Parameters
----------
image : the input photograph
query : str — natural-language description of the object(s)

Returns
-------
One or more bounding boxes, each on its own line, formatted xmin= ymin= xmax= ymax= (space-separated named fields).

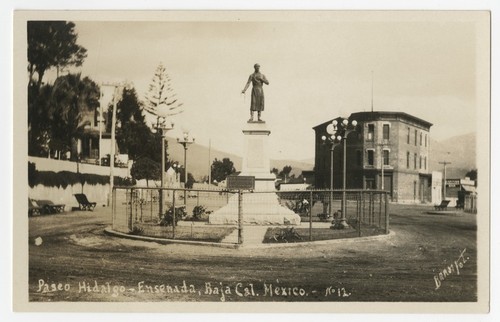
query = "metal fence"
xmin=112 ymin=186 xmax=390 ymax=245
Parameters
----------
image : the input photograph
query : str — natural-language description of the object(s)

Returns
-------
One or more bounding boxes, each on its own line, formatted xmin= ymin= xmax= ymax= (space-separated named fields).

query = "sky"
xmin=48 ymin=12 xmax=482 ymax=161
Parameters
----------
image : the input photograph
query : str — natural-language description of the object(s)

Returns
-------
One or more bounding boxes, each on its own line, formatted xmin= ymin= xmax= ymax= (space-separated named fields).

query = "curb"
xmin=104 ymin=226 xmax=394 ymax=249
xmin=103 ymin=227 xmax=239 ymax=249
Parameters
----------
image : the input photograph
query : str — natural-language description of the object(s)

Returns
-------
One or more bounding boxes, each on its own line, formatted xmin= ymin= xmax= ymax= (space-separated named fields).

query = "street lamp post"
xmin=439 ymin=159 xmax=451 ymax=201
xmin=177 ymin=132 xmax=195 ymax=204
xmin=321 ymin=123 xmax=342 ymax=221
xmin=328 ymin=118 xmax=358 ymax=229
xmin=154 ymin=117 xmax=174 ymax=216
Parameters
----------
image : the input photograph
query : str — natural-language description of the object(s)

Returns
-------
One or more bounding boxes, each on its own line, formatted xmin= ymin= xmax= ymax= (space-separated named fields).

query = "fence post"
xmin=112 ymin=187 xmax=116 ymax=230
xmin=370 ymin=192 xmax=374 ymax=226
xmin=385 ymin=192 xmax=389 ymax=234
xmin=361 ymin=191 xmax=365 ymax=223
xmin=238 ymin=190 xmax=243 ymax=245
xmin=151 ymin=189 xmax=155 ymax=222
xmin=128 ymin=188 xmax=133 ymax=232
xmin=133 ymin=189 xmax=138 ymax=223
xmin=379 ymin=192 xmax=382 ymax=228
xmin=358 ymin=191 xmax=362 ymax=237
xmin=309 ymin=190 xmax=313 ymax=241
xmin=158 ymin=189 xmax=162 ymax=219
xmin=172 ymin=189 xmax=176 ymax=239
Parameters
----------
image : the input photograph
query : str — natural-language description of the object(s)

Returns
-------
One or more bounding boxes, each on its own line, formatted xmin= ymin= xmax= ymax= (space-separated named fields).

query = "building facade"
xmin=313 ymin=111 xmax=433 ymax=203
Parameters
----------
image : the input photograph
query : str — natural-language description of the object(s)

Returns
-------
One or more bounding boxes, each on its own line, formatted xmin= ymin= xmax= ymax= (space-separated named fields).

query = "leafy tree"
xmin=116 ymin=87 xmax=145 ymax=125
xmin=271 ymin=167 xmax=279 ymax=176
xmin=465 ymin=169 xmax=477 ymax=180
xmin=130 ymin=157 xmax=161 ymax=187
xmin=176 ymin=167 xmax=195 ymax=189
xmin=28 ymin=83 xmax=54 ymax=156
xmin=278 ymin=165 xmax=293 ymax=180
xmin=211 ymin=158 xmax=236 ymax=182
xmin=27 ymin=21 xmax=88 ymax=156
xmin=186 ymin=172 xmax=195 ymax=189
xmin=28 ymin=21 xmax=87 ymax=90
xmin=144 ymin=63 xmax=184 ymax=128
xmin=114 ymin=87 xmax=164 ymax=162
xmin=465 ymin=169 xmax=477 ymax=186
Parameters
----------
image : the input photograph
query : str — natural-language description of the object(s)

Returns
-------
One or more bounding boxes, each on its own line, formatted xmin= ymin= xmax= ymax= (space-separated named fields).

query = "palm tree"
xmin=48 ymin=73 xmax=100 ymax=159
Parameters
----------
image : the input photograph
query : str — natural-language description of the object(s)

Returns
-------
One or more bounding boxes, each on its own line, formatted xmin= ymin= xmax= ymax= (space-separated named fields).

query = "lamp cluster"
xmin=154 ymin=116 xmax=174 ymax=135
xmin=321 ymin=119 xmax=358 ymax=145
xmin=321 ymin=117 xmax=358 ymax=230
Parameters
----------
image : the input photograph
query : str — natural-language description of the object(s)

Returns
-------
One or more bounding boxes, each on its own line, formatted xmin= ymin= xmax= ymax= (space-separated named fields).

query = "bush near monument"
xmin=159 ymin=206 xmax=187 ymax=227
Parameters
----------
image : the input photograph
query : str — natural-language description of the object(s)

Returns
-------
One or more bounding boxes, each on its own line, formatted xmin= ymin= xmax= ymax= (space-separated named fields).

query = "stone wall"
xmin=29 ymin=182 xmax=110 ymax=209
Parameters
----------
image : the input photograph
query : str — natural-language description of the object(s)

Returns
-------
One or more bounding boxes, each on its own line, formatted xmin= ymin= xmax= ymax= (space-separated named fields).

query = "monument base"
xmin=208 ymin=192 xmax=301 ymax=225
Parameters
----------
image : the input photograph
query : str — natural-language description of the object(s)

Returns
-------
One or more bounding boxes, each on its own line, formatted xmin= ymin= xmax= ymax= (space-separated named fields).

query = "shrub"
xmin=28 ymin=162 xmax=37 ymax=187
xmin=129 ymin=225 xmax=144 ymax=235
xmin=269 ymin=227 xmax=303 ymax=243
xmin=192 ymin=205 xmax=207 ymax=221
xmin=159 ymin=206 xmax=187 ymax=227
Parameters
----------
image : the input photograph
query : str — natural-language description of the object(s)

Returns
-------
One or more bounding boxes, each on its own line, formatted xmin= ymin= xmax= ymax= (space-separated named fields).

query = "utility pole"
xmin=439 ymin=161 xmax=452 ymax=201
xmin=98 ymin=91 xmax=104 ymax=165
xmin=371 ymin=70 xmax=374 ymax=113
xmin=208 ymin=139 xmax=211 ymax=185
xmin=101 ymin=82 xmax=123 ymax=207
xmin=380 ymin=144 xmax=385 ymax=190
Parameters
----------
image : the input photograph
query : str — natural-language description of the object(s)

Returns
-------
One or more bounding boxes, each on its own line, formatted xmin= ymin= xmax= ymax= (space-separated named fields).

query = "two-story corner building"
xmin=313 ymin=111 xmax=433 ymax=203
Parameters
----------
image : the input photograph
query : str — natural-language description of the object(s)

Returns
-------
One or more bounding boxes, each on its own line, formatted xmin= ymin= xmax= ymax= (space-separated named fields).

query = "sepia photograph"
xmin=11 ymin=8 xmax=492 ymax=315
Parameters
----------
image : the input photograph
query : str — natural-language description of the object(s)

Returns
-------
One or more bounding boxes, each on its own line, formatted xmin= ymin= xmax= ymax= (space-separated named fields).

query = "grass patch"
xmin=264 ymin=225 xmax=387 ymax=243
xmin=131 ymin=223 xmax=235 ymax=242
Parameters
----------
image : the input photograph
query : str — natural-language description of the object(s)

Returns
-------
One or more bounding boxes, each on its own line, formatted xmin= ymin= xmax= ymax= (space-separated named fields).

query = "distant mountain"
xmin=165 ymin=132 xmax=476 ymax=181
xmin=429 ymin=132 xmax=476 ymax=178
xmin=164 ymin=137 xmax=314 ymax=180
xmin=164 ymin=137 xmax=242 ymax=180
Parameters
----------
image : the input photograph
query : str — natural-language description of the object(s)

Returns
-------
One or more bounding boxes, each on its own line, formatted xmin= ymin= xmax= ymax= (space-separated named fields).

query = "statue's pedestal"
xmin=240 ymin=121 xmax=275 ymax=190
xmin=209 ymin=121 xmax=300 ymax=225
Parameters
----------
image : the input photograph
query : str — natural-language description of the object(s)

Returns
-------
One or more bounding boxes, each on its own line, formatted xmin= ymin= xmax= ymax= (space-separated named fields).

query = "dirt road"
xmin=28 ymin=204 xmax=477 ymax=302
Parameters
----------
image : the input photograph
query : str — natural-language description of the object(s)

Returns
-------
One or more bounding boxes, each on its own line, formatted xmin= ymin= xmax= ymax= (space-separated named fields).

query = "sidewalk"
xmin=221 ymin=225 xmax=269 ymax=244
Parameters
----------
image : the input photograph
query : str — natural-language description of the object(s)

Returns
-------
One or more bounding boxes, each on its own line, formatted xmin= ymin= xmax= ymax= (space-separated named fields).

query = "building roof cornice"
xmin=313 ymin=111 xmax=433 ymax=130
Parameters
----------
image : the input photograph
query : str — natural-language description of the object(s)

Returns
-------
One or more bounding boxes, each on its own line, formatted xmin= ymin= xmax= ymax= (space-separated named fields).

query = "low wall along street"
xmin=28 ymin=156 xmax=130 ymax=208
xmin=29 ymin=183 xmax=110 ymax=209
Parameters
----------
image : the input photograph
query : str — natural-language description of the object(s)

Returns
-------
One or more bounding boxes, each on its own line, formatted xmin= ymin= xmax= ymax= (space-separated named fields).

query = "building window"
xmin=419 ymin=156 xmax=422 ymax=169
xmin=414 ymin=153 xmax=417 ymax=169
xmin=367 ymin=150 xmax=374 ymax=166
xmin=383 ymin=150 xmax=389 ymax=166
xmin=407 ymin=127 xmax=410 ymax=144
xmin=425 ymin=134 xmax=428 ymax=147
xmin=425 ymin=156 xmax=427 ymax=170
xmin=414 ymin=129 xmax=418 ymax=145
xmin=356 ymin=150 xmax=362 ymax=166
xmin=94 ymin=107 xmax=99 ymax=127
xmin=420 ymin=132 xmax=423 ymax=146
xmin=406 ymin=151 xmax=410 ymax=168
xmin=367 ymin=124 xmax=375 ymax=141
xmin=383 ymin=124 xmax=390 ymax=141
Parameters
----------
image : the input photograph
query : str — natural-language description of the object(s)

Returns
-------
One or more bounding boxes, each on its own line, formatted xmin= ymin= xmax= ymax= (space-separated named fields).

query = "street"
xmin=28 ymin=204 xmax=477 ymax=302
